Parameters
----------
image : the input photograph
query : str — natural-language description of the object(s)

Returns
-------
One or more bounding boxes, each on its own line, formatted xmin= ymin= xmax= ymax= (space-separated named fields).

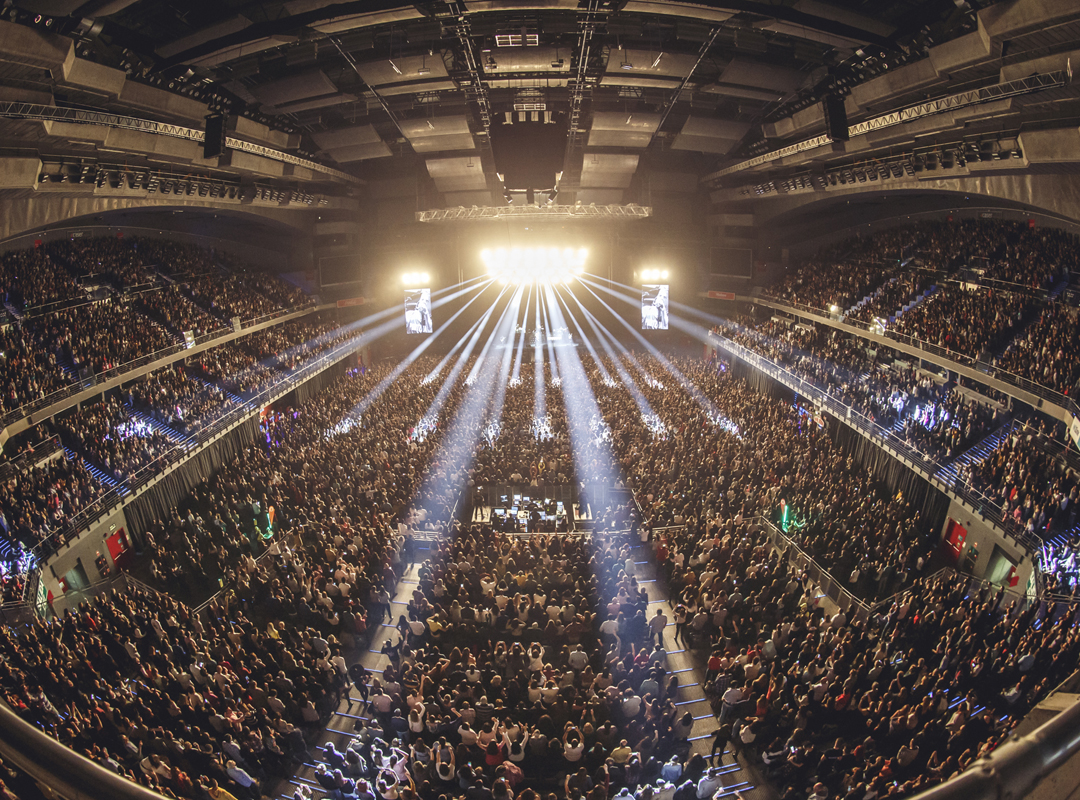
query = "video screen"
xmin=642 ymin=284 xmax=669 ymax=330
xmin=405 ymin=288 xmax=432 ymax=334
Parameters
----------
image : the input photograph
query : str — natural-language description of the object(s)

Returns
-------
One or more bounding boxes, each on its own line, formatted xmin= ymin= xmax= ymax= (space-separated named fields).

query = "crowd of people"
xmin=962 ymin=420 xmax=1079 ymax=540
xmin=50 ymin=237 xmax=157 ymax=288
xmin=0 ymin=323 xmax=74 ymax=418
xmin=0 ymin=246 xmax=83 ymax=310
xmin=711 ymin=315 xmax=1006 ymax=465
xmin=887 ymin=288 xmax=1035 ymax=362
xmin=993 ymin=302 xmax=1080 ymax=396
xmin=139 ymin=286 xmax=229 ymax=338
xmin=0 ymin=332 xmax=1076 ymax=800
xmin=192 ymin=315 xmax=357 ymax=397
xmin=846 ymin=273 xmax=930 ymax=326
xmin=56 ymin=396 xmax=178 ymax=484
xmin=183 ymin=275 xmax=299 ymax=323
xmin=127 ymin=366 xmax=241 ymax=438
xmin=0 ymin=449 xmax=104 ymax=550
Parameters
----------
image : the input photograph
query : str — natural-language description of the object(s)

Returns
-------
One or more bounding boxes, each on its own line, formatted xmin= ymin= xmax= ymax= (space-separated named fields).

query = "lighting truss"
xmin=417 ymin=203 xmax=651 ymax=222
xmin=704 ymin=69 xmax=1071 ymax=181
xmin=0 ymin=102 xmax=362 ymax=185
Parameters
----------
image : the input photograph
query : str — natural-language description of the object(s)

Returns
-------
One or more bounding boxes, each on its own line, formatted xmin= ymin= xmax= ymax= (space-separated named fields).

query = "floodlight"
xmin=481 ymin=246 xmax=589 ymax=284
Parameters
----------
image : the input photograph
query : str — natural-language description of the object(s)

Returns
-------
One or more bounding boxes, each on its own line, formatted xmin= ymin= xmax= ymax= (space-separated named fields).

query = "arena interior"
xmin=2 ymin=1 xmax=1080 ymax=800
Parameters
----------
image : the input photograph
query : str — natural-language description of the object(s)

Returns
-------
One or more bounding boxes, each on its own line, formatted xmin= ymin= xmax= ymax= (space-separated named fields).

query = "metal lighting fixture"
xmin=389 ymin=60 xmax=402 ymax=75
xmin=417 ymin=53 xmax=431 ymax=75
xmin=651 ymin=53 xmax=662 ymax=68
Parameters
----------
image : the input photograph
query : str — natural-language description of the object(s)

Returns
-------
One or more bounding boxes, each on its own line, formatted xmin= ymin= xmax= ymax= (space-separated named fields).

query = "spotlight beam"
xmin=488 ymin=286 xmax=526 ymax=429
xmin=425 ymin=288 xmax=508 ymax=420
xmin=556 ymin=287 xmax=661 ymax=428
xmin=347 ymin=282 xmax=491 ymax=418
xmin=579 ymin=279 xmax=728 ymax=422
xmin=533 ymin=286 xmax=546 ymax=418
xmin=542 ymin=283 xmax=622 ymax=490
xmin=539 ymin=286 xmax=560 ymax=380
xmin=412 ymin=286 xmax=523 ymax=531
xmin=511 ymin=287 xmax=531 ymax=382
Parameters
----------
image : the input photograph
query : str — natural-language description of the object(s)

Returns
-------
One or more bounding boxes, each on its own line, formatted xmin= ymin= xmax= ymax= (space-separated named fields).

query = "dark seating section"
xmin=0 ymin=236 xmax=314 ymax=421
xmin=888 ymin=288 xmax=1036 ymax=361
xmin=137 ymin=285 xmax=227 ymax=337
xmin=963 ymin=422 xmax=1079 ymax=541
xmin=0 ymin=453 xmax=103 ymax=550
xmin=0 ymin=247 xmax=82 ymax=310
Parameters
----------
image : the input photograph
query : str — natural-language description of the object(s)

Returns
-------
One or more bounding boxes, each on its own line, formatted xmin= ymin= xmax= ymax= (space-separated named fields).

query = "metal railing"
xmin=0 ymin=301 xmax=318 ymax=429
xmin=751 ymin=292 xmax=1080 ymax=418
xmin=709 ymin=330 xmax=1046 ymax=554
xmin=24 ymin=331 xmax=365 ymax=562
xmin=754 ymin=516 xmax=872 ymax=619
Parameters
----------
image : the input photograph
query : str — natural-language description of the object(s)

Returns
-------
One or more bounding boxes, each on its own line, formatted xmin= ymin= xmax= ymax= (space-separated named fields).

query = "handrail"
xmin=0 ymin=301 xmax=318 ymax=428
xmin=908 ymin=678 xmax=1080 ymax=800
xmin=26 ymin=331 xmax=365 ymax=561
xmin=753 ymin=516 xmax=872 ymax=617
xmin=0 ymin=698 xmax=173 ymax=800
xmin=708 ymin=330 xmax=1045 ymax=554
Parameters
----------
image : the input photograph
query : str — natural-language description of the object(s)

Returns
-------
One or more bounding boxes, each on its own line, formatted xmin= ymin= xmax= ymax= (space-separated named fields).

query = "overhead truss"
xmin=704 ymin=70 xmax=1072 ymax=182
xmin=416 ymin=204 xmax=652 ymax=222
xmin=0 ymin=103 xmax=363 ymax=184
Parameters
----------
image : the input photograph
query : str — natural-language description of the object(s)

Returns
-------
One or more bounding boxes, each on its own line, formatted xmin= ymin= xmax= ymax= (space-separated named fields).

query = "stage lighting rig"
xmin=481 ymin=246 xmax=588 ymax=284
xmin=641 ymin=269 xmax=669 ymax=281
xmin=402 ymin=272 xmax=431 ymax=286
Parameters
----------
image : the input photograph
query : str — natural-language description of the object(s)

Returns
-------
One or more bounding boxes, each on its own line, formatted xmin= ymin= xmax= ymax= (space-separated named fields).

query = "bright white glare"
xmin=411 ymin=413 xmax=439 ymax=441
xmin=603 ymin=377 xmax=619 ymax=388
xmin=644 ymin=376 xmax=665 ymax=390
xmin=550 ymin=377 xmax=562 ymax=388
xmin=508 ymin=377 xmax=522 ymax=387
xmin=590 ymin=415 xmax=612 ymax=444
xmin=532 ymin=415 xmax=554 ymax=440
xmin=483 ymin=421 xmax=501 ymax=444
xmin=708 ymin=411 xmax=742 ymax=439
xmin=327 ymin=415 xmax=360 ymax=439
xmin=641 ymin=269 xmax=670 ymax=281
xmin=480 ymin=246 xmax=588 ymax=285
xmin=402 ymin=272 xmax=432 ymax=286
xmin=642 ymin=412 xmax=668 ymax=438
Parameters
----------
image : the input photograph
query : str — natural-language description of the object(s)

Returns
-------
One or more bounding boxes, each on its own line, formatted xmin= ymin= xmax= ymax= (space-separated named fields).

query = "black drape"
xmin=124 ymin=416 xmax=261 ymax=541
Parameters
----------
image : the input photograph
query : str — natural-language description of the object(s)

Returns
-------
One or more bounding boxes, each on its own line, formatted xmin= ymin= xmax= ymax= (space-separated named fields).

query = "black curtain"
xmin=830 ymin=421 xmax=951 ymax=532
xmin=292 ymin=359 xmax=351 ymax=404
xmin=124 ymin=417 xmax=261 ymax=540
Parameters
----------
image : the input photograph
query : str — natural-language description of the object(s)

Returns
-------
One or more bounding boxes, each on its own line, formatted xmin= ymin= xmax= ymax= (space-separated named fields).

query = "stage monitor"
xmin=404 ymin=289 xmax=432 ymax=334
xmin=642 ymin=284 xmax=669 ymax=330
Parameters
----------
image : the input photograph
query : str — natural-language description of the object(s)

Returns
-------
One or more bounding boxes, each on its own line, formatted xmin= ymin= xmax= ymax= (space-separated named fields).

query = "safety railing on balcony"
xmin=751 ymin=292 xmax=1080 ymax=418
xmin=709 ymin=330 xmax=1045 ymax=554
xmin=0 ymin=301 xmax=318 ymax=429
xmin=24 ymin=331 xmax=364 ymax=562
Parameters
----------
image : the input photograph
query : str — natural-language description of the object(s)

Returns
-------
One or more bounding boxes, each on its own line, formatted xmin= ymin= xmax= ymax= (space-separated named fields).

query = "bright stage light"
xmin=480 ymin=246 xmax=588 ymax=284
xmin=402 ymin=272 xmax=431 ymax=286
xmin=641 ymin=268 xmax=670 ymax=281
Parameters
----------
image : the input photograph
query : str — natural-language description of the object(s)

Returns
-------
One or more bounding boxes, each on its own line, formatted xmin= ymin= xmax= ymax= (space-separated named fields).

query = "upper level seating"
xmin=137 ymin=285 xmax=226 ymax=337
xmin=0 ymin=453 xmax=104 ymax=550
xmin=993 ymin=302 xmax=1080 ymax=396
xmin=182 ymin=274 xmax=292 ymax=322
xmin=35 ymin=297 xmax=177 ymax=374
xmin=0 ymin=247 xmax=81 ymax=310
xmin=846 ymin=271 xmax=930 ymax=324
xmin=887 ymin=287 xmax=1035 ymax=361
xmin=57 ymin=396 xmax=175 ymax=483
xmin=126 ymin=366 xmax=240 ymax=438
xmin=49 ymin=237 xmax=156 ymax=288
xmin=0 ymin=325 xmax=72 ymax=416
xmin=963 ymin=422 xmax=1079 ymax=539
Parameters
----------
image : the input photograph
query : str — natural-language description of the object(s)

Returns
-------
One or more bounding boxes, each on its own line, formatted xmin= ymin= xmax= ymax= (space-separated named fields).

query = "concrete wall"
xmin=42 ymin=505 xmax=129 ymax=601
xmin=940 ymin=496 xmax=1034 ymax=590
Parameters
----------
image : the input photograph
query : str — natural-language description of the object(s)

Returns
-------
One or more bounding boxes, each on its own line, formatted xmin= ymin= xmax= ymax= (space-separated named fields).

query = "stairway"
xmin=63 ymin=446 xmax=127 ymax=495
xmin=845 ymin=277 xmax=896 ymax=319
xmin=889 ymin=285 xmax=938 ymax=326
xmin=934 ymin=423 xmax=1012 ymax=487
xmin=124 ymin=406 xmax=191 ymax=446
xmin=2 ymin=301 xmax=22 ymax=323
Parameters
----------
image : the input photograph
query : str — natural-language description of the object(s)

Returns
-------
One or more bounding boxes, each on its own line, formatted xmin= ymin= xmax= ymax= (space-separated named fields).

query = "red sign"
xmin=707 ymin=291 xmax=736 ymax=300
xmin=33 ymin=239 xmax=42 ymax=248
xmin=1028 ymin=218 xmax=1036 ymax=229
xmin=337 ymin=297 xmax=367 ymax=308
